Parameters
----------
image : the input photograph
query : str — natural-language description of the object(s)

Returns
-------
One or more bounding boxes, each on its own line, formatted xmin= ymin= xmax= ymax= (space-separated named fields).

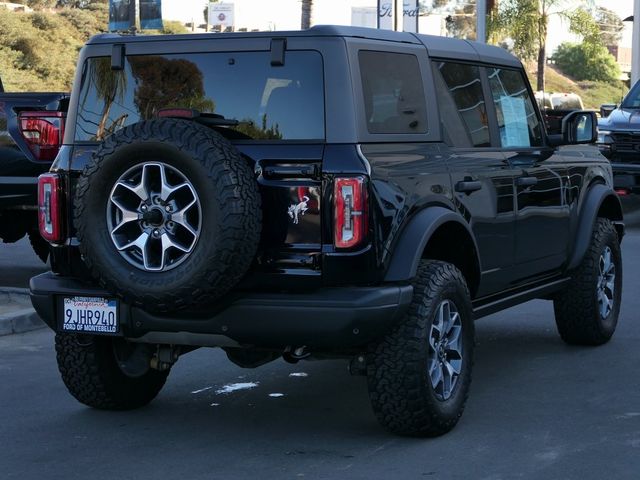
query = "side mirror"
xmin=600 ymin=104 xmax=617 ymax=118
xmin=562 ymin=110 xmax=597 ymax=144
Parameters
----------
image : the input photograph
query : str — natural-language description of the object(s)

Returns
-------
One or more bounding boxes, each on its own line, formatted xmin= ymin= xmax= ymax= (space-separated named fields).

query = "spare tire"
xmin=74 ymin=119 xmax=261 ymax=312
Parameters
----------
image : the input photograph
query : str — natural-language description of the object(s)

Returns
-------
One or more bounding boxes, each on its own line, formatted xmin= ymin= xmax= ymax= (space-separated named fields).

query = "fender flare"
xmin=567 ymin=183 xmax=623 ymax=271
xmin=384 ymin=206 xmax=481 ymax=282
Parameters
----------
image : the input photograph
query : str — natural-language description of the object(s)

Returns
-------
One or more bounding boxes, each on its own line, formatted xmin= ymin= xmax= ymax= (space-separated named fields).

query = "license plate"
xmin=62 ymin=296 xmax=119 ymax=334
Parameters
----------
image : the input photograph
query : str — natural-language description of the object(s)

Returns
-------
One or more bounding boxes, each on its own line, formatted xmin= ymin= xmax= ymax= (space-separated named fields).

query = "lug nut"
xmin=141 ymin=205 xmax=148 ymax=211
xmin=165 ymin=205 xmax=171 ymax=212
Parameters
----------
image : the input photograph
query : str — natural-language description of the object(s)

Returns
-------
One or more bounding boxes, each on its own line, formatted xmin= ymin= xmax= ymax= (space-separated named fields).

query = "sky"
xmin=162 ymin=0 xmax=637 ymax=52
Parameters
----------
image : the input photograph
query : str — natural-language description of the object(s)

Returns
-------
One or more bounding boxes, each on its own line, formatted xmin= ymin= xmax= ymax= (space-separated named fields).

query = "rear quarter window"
xmin=75 ymin=50 xmax=325 ymax=142
xmin=358 ymin=50 xmax=427 ymax=134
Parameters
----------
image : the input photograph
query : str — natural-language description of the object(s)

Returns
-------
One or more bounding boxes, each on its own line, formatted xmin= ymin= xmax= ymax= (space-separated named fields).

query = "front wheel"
xmin=55 ymin=333 xmax=169 ymax=410
xmin=554 ymin=217 xmax=622 ymax=345
xmin=367 ymin=260 xmax=475 ymax=437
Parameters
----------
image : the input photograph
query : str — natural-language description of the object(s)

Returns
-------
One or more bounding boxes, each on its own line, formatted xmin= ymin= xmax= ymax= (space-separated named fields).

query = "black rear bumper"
xmin=30 ymin=272 xmax=413 ymax=349
xmin=611 ymin=162 xmax=640 ymax=194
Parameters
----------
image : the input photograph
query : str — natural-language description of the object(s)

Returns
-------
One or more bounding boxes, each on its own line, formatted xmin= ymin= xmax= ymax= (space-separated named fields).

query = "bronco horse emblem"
xmin=287 ymin=196 xmax=309 ymax=224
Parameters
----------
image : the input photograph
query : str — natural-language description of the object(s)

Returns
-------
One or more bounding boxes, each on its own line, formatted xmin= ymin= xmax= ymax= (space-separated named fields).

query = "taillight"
xmin=334 ymin=176 xmax=368 ymax=249
xmin=38 ymin=173 xmax=64 ymax=243
xmin=18 ymin=111 xmax=65 ymax=161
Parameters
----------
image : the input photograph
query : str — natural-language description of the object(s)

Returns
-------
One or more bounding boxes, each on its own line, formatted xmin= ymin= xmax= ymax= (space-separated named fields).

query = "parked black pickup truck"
xmin=30 ymin=26 xmax=623 ymax=437
xmin=0 ymin=79 xmax=68 ymax=261
xmin=597 ymin=79 xmax=640 ymax=195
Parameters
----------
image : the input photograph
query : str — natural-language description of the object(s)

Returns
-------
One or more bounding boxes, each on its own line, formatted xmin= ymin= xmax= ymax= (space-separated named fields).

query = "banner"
xmin=377 ymin=1 xmax=394 ymax=30
xmin=402 ymin=0 xmax=418 ymax=33
xmin=109 ymin=0 xmax=134 ymax=31
xmin=209 ymin=2 xmax=235 ymax=29
xmin=140 ymin=0 xmax=163 ymax=30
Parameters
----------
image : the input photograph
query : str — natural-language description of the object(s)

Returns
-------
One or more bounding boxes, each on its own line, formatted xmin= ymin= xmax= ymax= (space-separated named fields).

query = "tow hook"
xmin=150 ymin=345 xmax=180 ymax=371
xmin=282 ymin=346 xmax=310 ymax=364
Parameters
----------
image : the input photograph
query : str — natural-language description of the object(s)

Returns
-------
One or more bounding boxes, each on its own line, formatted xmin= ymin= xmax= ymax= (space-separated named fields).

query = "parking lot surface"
xmin=1 ymin=229 xmax=639 ymax=480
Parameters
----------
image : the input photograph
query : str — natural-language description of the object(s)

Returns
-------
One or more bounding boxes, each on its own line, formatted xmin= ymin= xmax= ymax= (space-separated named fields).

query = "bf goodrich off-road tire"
xmin=554 ymin=217 xmax=622 ymax=346
xmin=28 ymin=230 xmax=49 ymax=264
xmin=74 ymin=119 xmax=261 ymax=312
xmin=367 ymin=260 xmax=475 ymax=437
xmin=55 ymin=333 xmax=169 ymax=410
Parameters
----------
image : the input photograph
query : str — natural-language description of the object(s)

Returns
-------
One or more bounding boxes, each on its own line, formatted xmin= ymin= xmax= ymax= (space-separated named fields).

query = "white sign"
xmin=500 ymin=96 xmax=530 ymax=147
xmin=209 ymin=2 xmax=234 ymax=28
xmin=377 ymin=0 xmax=419 ymax=32
xmin=402 ymin=0 xmax=419 ymax=33
xmin=378 ymin=1 xmax=394 ymax=30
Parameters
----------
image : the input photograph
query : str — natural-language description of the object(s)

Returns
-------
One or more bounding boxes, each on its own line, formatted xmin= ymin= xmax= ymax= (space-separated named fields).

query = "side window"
xmin=432 ymin=61 xmax=490 ymax=147
xmin=487 ymin=68 xmax=543 ymax=148
xmin=359 ymin=50 xmax=427 ymax=134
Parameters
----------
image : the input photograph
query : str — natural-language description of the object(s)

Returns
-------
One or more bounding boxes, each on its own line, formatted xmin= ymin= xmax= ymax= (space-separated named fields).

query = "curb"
xmin=0 ymin=287 xmax=45 ymax=336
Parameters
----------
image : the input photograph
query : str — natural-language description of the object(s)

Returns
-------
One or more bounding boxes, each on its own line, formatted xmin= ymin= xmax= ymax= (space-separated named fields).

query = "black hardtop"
xmin=85 ymin=24 xmax=522 ymax=68
xmin=86 ymin=25 xmax=422 ymax=45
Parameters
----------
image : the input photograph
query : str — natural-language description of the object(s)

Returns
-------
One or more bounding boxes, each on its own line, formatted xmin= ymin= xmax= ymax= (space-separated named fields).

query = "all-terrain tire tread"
xmin=55 ymin=333 xmax=168 ymax=410
xmin=74 ymin=119 xmax=261 ymax=312
xmin=554 ymin=217 xmax=621 ymax=346
xmin=367 ymin=260 xmax=474 ymax=437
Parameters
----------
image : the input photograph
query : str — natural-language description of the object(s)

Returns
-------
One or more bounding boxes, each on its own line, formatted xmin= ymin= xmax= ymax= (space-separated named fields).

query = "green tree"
xmin=553 ymin=42 xmax=620 ymax=83
xmin=595 ymin=6 xmax=624 ymax=47
xmin=496 ymin=0 xmax=570 ymax=92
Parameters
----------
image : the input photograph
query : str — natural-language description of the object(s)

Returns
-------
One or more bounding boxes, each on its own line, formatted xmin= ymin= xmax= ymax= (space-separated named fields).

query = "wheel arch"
xmin=384 ymin=206 xmax=481 ymax=298
xmin=567 ymin=182 xmax=623 ymax=271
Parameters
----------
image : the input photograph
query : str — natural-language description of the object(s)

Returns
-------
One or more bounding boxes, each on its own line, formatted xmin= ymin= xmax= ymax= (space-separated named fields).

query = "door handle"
xmin=455 ymin=180 xmax=482 ymax=194
xmin=516 ymin=176 xmax=538 ymax=187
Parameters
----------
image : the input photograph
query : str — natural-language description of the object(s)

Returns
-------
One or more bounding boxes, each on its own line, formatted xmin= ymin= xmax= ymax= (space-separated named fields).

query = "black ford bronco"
xmin=30 ymin=26 xmax=624 ymax=436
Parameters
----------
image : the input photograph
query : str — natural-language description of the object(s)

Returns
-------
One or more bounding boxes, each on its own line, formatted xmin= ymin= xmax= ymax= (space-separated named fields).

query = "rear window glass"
xmin=75 ymin=51 xmax=325 ymax=141
xmin=359 ymin=50 xmax=427 ymax=134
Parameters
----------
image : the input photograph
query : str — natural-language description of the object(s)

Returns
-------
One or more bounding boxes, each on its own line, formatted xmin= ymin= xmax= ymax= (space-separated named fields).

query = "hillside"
xmin=527 ymin=64 xmax=629 ymax=110
xmin=0 ymin=7 xmax=186 ymax=92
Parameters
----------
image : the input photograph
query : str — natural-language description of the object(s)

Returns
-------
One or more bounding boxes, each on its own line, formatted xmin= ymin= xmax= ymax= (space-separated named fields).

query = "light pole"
xmin=632 ymin=0 xmax=640 ymax=85
xmin=477 ymin=0 xmax=486 ymax=42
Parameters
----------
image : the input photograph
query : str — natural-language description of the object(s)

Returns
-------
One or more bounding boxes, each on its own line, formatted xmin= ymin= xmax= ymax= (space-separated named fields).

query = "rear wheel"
xmin=28 ymin=230 xmax=49 ymax=264
xmin=367 ymin=260 xmax=475 ymax=436
xmin=554 ymin=217 xmax=622 ymax=345
xmin=55 ymin=333 xmax=169 ymax=410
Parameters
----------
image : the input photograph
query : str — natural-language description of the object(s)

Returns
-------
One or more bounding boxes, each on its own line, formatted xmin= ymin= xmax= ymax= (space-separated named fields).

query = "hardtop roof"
xmin=86 ymin=24 xmax=521 ymax=68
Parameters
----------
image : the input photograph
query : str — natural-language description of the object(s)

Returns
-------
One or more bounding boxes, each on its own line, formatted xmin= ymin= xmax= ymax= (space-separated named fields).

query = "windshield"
xmin=75 ymin=50 xmax=325 ymax=141
xmin=622 ymin=80 xmax=640 ymax=108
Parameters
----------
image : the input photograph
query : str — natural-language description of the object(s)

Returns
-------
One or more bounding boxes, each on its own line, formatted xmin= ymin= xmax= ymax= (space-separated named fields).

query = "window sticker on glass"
xmin=499 ymin=96 xmax=530 ymax=147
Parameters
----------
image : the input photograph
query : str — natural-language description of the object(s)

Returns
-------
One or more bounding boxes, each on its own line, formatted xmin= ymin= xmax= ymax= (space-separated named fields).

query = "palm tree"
xmin=301 ymin=0 xmax=313 ymax=30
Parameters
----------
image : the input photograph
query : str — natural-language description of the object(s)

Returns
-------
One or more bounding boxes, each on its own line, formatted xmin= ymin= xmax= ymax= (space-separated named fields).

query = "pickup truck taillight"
xmin=334 ymin=176 xmax=368 ymax=249
xmin=38 ymin=173 xmax=64 ymax=243
xmin=18 ymin=111 xmax=65 ymax=162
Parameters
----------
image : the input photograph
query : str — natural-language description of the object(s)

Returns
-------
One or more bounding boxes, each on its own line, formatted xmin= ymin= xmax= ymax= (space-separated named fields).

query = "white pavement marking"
xmin=215 ymin=382 xmax=259 ymax=395
xmin=191 ymin=386 xmax=213 ymax=394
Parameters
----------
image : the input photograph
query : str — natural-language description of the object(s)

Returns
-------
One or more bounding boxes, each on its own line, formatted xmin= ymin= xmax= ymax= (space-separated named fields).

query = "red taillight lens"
xmin=18 ymin=111 xmax=65 ymax=162
xmin=38 ymin=173 xmax=64 ymax=243
xmin=334 ymin=176 xmax=368 ymax=249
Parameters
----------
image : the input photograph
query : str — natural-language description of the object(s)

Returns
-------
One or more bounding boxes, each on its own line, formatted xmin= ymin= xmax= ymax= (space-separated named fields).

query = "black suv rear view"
xmin=31 ymin=26 xmax=623 ymax=436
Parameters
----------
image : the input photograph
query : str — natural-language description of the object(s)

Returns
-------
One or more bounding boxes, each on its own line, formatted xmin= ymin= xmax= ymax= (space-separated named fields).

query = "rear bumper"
xmin=610 ymin=162 xmax=640 ymax=194
xmin=30 ymin=272 xmax=413 ymax=349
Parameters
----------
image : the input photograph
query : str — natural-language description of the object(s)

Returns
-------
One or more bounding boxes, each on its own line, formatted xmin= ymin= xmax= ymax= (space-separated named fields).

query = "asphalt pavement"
xmin=1 ymin=226 xmax=640 ymax=478
xmin=0 ymin=236 xmax=48 ymax=289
